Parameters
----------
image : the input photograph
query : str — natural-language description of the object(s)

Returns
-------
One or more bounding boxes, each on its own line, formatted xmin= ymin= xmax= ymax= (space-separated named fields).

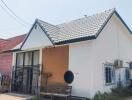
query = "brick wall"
xmin=0 ymin=53 xmax=13 ymax=76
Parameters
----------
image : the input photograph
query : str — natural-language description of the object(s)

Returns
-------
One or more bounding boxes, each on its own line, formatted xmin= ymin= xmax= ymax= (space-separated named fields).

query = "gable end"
xmin=20 ymin=19 xmax=54 ymax=49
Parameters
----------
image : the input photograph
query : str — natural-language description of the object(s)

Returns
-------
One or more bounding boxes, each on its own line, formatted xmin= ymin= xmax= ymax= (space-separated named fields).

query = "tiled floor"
xmin=0 ymin=93 xmax=33 ymax=100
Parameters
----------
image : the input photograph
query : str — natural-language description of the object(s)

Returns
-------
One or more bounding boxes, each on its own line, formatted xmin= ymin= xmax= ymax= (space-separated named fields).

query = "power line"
xmin=1 ymin=0 xmax=31 ymax=26
xmin=0 ymin=2 xmax=27 ymax=27
xmin=1 ymin=0 xmax=30 ymax=26
xmin=0 ymin=0 xmax=31 ymax=26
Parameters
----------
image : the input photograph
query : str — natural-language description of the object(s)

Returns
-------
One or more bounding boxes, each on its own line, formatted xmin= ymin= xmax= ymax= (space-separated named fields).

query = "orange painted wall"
xmin=42 ymin=45 xmax=69 ymax=85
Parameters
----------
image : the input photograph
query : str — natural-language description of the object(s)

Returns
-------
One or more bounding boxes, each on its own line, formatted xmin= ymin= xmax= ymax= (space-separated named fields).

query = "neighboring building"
xmin=11 ymin=9 xmax=132 ymax=98
xmin=0 ymin=34 xmax=26 ymax=76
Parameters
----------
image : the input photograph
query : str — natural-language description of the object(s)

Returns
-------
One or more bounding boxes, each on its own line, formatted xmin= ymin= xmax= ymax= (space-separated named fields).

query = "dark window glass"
xmin=105 ymin=67 xmax=112 ymax=84
xmin=125 ymin=69 xmax=130 ymax=81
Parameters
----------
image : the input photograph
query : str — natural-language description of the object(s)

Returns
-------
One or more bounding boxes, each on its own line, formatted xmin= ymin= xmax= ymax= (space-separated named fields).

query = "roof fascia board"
xmin=55 ymin=35 xmax=96 ymax=45
xmin=114 ymin=11 xmax=132 ymax=34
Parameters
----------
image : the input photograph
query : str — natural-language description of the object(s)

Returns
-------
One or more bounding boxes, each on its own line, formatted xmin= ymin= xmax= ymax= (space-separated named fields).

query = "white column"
xmin=38 ymin=48 xmax=43 ymax=94
xmin=10 ymin=52 xmax=16 ymax=92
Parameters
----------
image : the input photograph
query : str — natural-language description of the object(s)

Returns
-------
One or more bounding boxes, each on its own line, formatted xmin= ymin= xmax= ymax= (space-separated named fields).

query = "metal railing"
xmin=11 ymin=65 xmax=40 ymax=95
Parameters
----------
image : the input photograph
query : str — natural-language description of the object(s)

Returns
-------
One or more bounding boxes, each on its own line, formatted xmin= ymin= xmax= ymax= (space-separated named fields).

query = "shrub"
xmin=111 ymin=86 xmax=132 ymax=97
xmin=92 ymin=92 xmax=120 ymax=100
xmin=92 ymin=86 xmax=132 ymax=100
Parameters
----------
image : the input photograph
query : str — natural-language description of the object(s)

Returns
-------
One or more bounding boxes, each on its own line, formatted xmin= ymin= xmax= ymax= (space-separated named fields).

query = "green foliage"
xmin=111 ymin=86 xmax=132 ymax=97
xmin=92 ymin=86 xmax=132 ymax=100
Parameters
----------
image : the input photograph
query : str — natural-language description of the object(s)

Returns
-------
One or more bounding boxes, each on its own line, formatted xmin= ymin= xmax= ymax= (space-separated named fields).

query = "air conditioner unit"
xmin=114 ymin=60 xmax=123 ymax=68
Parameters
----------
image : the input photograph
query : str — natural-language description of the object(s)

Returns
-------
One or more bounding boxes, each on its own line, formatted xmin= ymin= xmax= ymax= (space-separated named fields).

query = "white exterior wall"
xmin=22 ymin=23 xmax=53 ymax=50
xmin=69 ymin=14 xmax=132 ymax=98
xmin=69 ymin=40 xmax=95 ymax=98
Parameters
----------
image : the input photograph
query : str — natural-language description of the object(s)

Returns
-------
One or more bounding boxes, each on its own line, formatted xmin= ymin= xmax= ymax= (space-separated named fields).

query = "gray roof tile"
xmin=38 ymin=9 xmax=115 ymax=44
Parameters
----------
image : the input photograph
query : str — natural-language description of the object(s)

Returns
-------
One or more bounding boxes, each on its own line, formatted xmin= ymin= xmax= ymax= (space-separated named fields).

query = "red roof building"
xmin=0 ymin=34 xmax=26 ymax=76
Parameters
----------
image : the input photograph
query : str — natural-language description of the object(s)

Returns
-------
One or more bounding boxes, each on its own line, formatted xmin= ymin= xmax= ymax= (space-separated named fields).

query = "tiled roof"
xmin=38 ymin=20 xmax=60 ymax=42
xmin=0 ymin=34 xmax=26 ymax=53
xmin=38 ymin=9 xmax=115 ymax=44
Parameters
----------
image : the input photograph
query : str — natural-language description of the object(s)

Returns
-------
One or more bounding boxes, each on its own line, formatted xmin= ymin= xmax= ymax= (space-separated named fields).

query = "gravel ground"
xmin=0 ymin=93 xmax=33 ymax=100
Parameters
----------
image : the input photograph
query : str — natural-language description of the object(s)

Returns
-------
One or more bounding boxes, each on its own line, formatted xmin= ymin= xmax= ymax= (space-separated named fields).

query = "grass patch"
xmin=92 ymin=86 xmax=132 ymax=100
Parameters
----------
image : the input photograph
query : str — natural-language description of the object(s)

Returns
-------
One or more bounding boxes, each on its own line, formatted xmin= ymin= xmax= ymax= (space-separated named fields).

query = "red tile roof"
xmin=0 ymin=34 xmax=26 ymax=75
xmin=0 ymin=34 xmax=26 ymax=53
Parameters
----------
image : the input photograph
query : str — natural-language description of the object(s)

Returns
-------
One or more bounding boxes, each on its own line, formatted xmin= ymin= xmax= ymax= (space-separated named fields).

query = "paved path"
xmin=125 ymin=97 xmax=132 ymax=100
xmin=0 ymin=93 xmax=33 ymax=100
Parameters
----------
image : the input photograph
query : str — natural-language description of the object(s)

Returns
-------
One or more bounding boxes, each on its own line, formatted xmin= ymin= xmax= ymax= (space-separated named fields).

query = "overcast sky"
xmin=0 ymin=0 xmax=131 ymax=39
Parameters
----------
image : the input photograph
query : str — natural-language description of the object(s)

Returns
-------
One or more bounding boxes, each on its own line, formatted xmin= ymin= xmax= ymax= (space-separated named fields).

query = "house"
xmin=0 ymin=34 xmax=26 ymax=91
xmin=10 ymin=9 xmax=132 ymax=98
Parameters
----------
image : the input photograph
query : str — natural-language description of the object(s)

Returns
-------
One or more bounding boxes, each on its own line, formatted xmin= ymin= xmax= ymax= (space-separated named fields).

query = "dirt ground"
xmin=0 ymin=93 xmax=33 ymax=100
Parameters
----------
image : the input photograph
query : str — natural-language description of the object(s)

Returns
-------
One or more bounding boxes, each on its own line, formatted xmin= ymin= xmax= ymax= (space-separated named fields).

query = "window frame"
xmin=16 ymin=50 xmax=40 ymax=68
xmin=104 ymin=63 xmax=115 ymax=86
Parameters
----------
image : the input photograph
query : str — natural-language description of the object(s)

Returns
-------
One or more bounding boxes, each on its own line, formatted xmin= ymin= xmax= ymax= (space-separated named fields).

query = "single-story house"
xmin=10 ymin=9 xmax=132 ymax=98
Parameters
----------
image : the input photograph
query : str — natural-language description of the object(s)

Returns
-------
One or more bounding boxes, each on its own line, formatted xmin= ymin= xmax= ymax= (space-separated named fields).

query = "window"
xmin=16 ymin=50 xmax=40 ymax=67
xmin=25 ymin=52 xmax=32 ymax=66
xmin=105 ymin=64 xmax=115 ymax=84
xmin=16 ymin=53 xmax=24 ymax=67
xmin=125 ymin=69 xmax=130 ymax=81
xmin=33 ymin=51 xmax=39 ymax=65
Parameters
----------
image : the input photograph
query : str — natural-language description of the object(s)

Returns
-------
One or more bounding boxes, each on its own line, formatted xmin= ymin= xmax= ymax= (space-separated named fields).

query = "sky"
xmin=0 ymin=0 xmax=131 ymax=39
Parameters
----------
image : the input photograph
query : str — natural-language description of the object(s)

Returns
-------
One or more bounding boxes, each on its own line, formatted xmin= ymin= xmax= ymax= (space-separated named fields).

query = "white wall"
xmin=69 ymin=40 xmax=95 ymax=98
xmin=22 ymin=23 xmax=53 ymax=50
xmin=69 ymin=14 xmax=132 ymax=98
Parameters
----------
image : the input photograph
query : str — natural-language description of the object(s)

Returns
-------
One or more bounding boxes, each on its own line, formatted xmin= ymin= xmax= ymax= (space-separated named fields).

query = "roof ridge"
xmin=56 ymin=8 xmax=115 ymax=26
xmin=36 ymin=8 xmax=115 ymax=30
